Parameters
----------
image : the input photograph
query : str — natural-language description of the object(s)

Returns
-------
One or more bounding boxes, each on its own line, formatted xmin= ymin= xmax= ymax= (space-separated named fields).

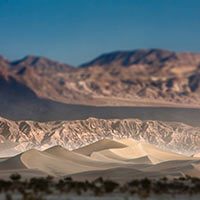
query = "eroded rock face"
xmin=0 ymin=117 xmax=200 ymax=156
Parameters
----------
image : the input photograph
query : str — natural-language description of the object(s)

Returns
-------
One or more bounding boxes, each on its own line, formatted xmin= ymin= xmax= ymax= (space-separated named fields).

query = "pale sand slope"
xmin=0 ymin=138 xmax=199 ymax=181
xmin=91 ymin=138 xmax=198 ymax=164
xmin=70 ymin=167 xmax=185 ymax=183
xmin=74 ymin=138 xmax=127 ymax=156
xmin=193 ymin=152 xmax=200 ymax=157
xmin=0 ymin=149 xmax=100 ymax=176
xmin=184 ymin=163 xmax=200 ymax=178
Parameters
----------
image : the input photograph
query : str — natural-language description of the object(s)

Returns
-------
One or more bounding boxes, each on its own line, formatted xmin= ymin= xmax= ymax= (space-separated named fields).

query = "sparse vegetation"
xmin=0 ymin=175 xmax=200 ymax=199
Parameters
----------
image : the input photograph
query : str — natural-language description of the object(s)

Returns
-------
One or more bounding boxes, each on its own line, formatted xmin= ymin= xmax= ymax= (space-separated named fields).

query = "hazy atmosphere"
xmin=1 ymin=0 xmax=200 ymax=65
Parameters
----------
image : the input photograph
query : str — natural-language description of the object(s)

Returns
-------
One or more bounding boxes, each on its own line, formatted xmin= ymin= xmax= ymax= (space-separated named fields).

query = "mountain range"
xmin=1 ymin=49 xmax=200 ymax=106
xmin=1 ymin=48 xmax=200 ymax=122
xmin=0 ymin=116 xmax=200 ymax=157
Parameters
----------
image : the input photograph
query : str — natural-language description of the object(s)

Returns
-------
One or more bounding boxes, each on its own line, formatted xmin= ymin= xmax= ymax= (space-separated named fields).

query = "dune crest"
xmin=193 ymin=152 xmax=200 ymax=157
xmin=74 ymin=138 xmax=127 ymax=156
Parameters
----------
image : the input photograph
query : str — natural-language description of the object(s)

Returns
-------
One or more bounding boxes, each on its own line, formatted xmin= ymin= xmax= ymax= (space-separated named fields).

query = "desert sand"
xmin=193 ymin=152 xmax=200 ymax=157
xmin=0 ymin=138 xmax=199 ymax=182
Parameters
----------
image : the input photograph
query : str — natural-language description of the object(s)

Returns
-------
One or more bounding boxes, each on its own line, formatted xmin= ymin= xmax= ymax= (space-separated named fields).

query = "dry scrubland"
xmin=1 ymin=174 xmax=200 ymax=199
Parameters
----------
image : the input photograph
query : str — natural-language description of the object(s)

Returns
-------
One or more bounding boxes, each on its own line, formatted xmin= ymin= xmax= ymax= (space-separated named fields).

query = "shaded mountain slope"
xmin=0 ymin=72 xmax=200 ymax=125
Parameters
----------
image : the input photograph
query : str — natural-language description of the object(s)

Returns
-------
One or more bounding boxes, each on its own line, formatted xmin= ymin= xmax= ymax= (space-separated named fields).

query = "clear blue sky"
xmin=0 ymin=0 xmax=200 ymax=66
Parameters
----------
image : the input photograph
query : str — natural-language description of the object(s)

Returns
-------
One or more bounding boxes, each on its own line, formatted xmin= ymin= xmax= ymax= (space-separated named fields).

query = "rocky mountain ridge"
xmin=1 ymin=48 xmax=200 ymax=107
xmin=0 ymin=116 xmax=200 ymax=157
xmin=80 ymin=48 xmax=200 ymax=68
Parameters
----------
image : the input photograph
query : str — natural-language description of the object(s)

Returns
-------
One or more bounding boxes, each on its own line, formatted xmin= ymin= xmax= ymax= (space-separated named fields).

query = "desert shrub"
xmin=1 ymin=175 xmax=200 ymax=198
xmin=10 ymin=173 xmax=21 ymax=181
xmin=5 ymin=193 xmax=12 ymax=200
xmin=102 ymin=180 xmax=119 ymax=193
xmin=28 ymin=177 xmax=52 ymax=194
xmin=140 ymin=178 xmax=152 ymax=189
xmin=128 ymin=180 xmax=140 ymax=187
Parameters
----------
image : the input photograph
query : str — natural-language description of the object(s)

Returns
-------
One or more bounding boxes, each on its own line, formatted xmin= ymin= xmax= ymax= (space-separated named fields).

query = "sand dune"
xmin=21 ymin=148 xmax=117 ymax=176
xmin=74 ymin=138 xmax=127 ymax=156
xmin=90 ymin=138 xmax=195 ymax=164
xmin=45 ymin=145 xmax=129 ymax=168
xmin=126 ymin=156 xmax=153 ymax=165
xmin=184 ymin=163 xmax=200 ymax=178
xmin=70 ymin=167 xmax=184 ymax=182
xmin=142 ymin=159 xmax=199 ymax=174
xmin=193 ymin=152 xmax=200 ymax=157
xmin=0 ymin=153 xmax=27 ymax=170
xmin=117 ymin=138 xmax=140 ymax=146
xmin=0 ymin=149 xmax=98 ymax=176
xmin=0 ymin=138 xmax=199 ymax=181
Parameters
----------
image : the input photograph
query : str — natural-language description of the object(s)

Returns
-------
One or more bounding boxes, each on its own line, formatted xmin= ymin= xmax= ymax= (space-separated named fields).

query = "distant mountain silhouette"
xmin=80 ymin=49 xmax=200 ymax=67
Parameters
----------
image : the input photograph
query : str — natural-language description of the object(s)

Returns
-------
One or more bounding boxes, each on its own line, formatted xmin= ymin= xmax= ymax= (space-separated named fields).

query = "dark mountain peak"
xmin=0 ymin=55 xmax=6 ymax=60
xmin=11 ymin=55 xmax=40 ymax=66
xmin=0 ymin=55 xmax=9 ymax=63
xmin=10 ymin=55 xmax=74 ymax=74
xmin=80 ymin=48 xmax=178 ymax=68
xmin=11 ymin=55 xmax=68 ymax=66
xmin=0 ymin=56 xmax=11 ymax=73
